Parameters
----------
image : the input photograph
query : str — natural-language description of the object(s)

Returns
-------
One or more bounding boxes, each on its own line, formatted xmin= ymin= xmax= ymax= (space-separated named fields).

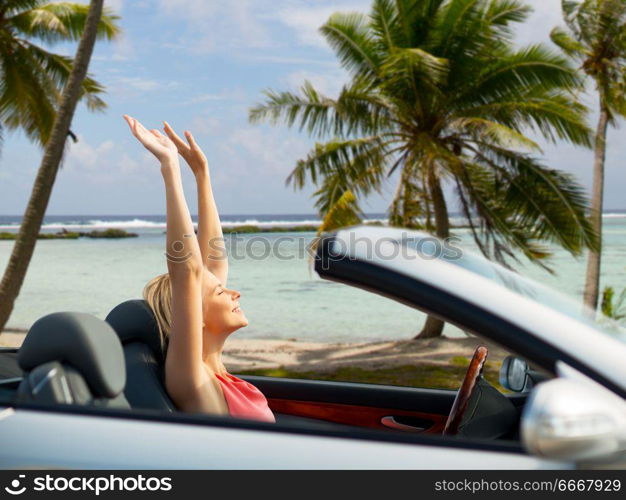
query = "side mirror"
xmin=500 ymin=356 xmax=530 ymax=392
xmin=522 ymin=378 xmax=626 ymax=462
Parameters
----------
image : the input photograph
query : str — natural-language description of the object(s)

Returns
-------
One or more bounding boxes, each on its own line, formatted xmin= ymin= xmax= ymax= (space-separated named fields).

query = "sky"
xmin=0 ymin=0 xmax=624 ymax=216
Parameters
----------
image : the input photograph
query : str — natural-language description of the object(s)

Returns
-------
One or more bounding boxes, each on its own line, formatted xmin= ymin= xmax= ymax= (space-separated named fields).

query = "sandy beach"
xmin=0 ymin=330 xmax=26 ymax=349
xmin=1 ymin=330 xmax=507 ymax=373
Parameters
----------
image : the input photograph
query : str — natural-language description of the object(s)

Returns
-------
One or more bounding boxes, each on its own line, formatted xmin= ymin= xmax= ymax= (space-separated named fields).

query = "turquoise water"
xmin=1 ymin=218 xmax=625 ymax=341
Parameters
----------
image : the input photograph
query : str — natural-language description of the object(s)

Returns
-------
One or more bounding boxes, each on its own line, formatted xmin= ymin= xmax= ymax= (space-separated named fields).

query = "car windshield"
xmin=401 ymin=234 xmax=626 ymax=344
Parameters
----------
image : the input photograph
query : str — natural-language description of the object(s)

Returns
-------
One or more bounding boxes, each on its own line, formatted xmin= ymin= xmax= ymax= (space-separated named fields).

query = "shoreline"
xmin=1 ymin=330 xmax=507 ymax=372
xmin=0 ymin=222 xmax=481 ymax=237
xmin=0 ymin=229 xmax=138 ymax=240
xmin=2 ymin=211 xmax=625 ymax=237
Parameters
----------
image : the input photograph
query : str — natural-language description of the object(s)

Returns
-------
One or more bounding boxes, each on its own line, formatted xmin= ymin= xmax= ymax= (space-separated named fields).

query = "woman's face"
xmin=201 ymin=267 xmax=248 ymax=336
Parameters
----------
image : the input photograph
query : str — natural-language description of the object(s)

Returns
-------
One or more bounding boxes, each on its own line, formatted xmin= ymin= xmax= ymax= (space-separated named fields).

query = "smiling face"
xmin=201 ymin=267 xmax=248 ymax=337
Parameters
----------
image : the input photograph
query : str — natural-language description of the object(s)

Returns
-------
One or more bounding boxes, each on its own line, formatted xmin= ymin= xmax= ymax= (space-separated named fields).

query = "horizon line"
xmin=2 ymin=208 xmax=626 ymax=217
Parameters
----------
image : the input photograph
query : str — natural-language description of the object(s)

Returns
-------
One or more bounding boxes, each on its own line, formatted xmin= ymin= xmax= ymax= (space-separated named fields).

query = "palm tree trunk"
xmin=583 ymin=95 xmax=610 ymax=311
xmin=415 ymin=171 xmax=450 ymax=339
xmin=0 ymin=0 xmax=104 ymax=333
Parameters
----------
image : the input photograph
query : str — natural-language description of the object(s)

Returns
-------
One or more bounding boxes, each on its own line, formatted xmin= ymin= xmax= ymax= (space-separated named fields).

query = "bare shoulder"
xmin=165 ymin=365 xmax=228 ymax=415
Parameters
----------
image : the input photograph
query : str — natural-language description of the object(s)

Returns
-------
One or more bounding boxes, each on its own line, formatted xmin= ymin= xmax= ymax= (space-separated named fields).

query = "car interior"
xmin=0 ymin=300 xmax=550 ymax=452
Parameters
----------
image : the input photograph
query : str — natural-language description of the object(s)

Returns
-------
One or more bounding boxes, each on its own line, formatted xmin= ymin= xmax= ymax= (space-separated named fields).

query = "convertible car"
xmin=1 ymin=226 xmax=625 ymax=469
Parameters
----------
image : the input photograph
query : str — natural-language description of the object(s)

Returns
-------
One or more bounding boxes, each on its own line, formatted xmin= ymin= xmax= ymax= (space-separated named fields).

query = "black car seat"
xmin=103 ymin=301 xmax=367 ymax=431
xmin=17 ymin=312 xmax=129 ymax=408
xmin=105 ymin=300 xmax=176 ymax=412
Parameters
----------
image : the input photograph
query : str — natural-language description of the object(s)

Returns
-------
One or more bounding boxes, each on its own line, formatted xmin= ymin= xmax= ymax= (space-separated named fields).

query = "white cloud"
xmin=119 ymin=152 xmax=154 ymax=174
xmin=183 ymin=88 xmax=246 ymax=105
xmin=189 ymin=116 xmax=222 ymax=135
xmin=154 ymin=0 xmax=372 ymax=53
xmin=118 ymin=77 xmax=159 ymax=91
xmin=66 ymin=137 xmax=115 ymax=170
xmin=64 ymin=137 xmax=155 ymax=184
xmin=105 ymin=76 xmax=181 ymax=98
xmin=83 ymin=0 xmax=131 ymax=62
xmin=274 ymin=1 xmax=562 ymax=51
xmin=514 ymin=1 xmax=565 ymax=46
xmin=110 ymin=33 xmax=134 ymax=61
xmin=284 ymin=68 xmax=347 ymax=97
xmin=104 ymin=0 xmax=124 ymax=14
xmin=225 ymin=127 xmax=309 ymax=176
xmin=187 ymin=94 xmax=225 ymax=103
xmin=242 ymin=55 xmax=337 ymax=66
xmin=276 ymin=2 xmax=369 ymax=48
xmin=156 ymin=0 xmax=274 ymax=52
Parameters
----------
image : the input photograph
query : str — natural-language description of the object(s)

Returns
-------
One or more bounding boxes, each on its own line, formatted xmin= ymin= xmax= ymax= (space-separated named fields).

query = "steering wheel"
xmin=443 ymin=345 xmax=488 ymax=436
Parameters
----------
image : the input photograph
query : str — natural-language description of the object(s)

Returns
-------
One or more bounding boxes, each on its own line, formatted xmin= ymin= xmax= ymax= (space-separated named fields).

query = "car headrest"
xmin=105 ymin=300 xmax=165 ymax=363
xmin=18 ymin=312 xmax=126 ymax=398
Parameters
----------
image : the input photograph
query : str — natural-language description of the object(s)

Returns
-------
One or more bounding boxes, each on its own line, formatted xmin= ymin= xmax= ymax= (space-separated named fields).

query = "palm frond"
xmin=485 ymin=0 xmax=532 ymax=38
xmin=249 ymin=82 xmax=338 ymax=138
xmin=320 ymin=12 xmax=381 ymax=79
xmin=454 ymin=161 xmax=554 ymax=269
xmin=504 ymin=161 xmax=597 ymax=254
xmin=8 ymin=2 xmax=120 ymax=43
xmin=436 ymin=0 xmax=494 ymax=58
xmin=394 ymin=0 xmax=438 ymax=47
xmin=23 ymin=42 xmax=106 ymax=111
xmin=550 ymin=26 xmax=588 ymax=60
xmin=249 ymin=0 xmax=600 ymax=273
xmin=287 ymin=135 xmax=390 ymax=192
xmin=389 ymin=166 xmax=430 ymax=229
xmin=4 ymin=0 xmax=42 ymax=16
xmin=469 ymin=145 xmax=598 ymax=254
xmin=381 ymin=46 xmax=450 ymax=87
xmin=447 ymin=117 xmax=541 ymax=151
xmin=334 ymin=76 xmax=395 ymax=135
xmin=79 ymin=76 xmax=107 ymax=111
xmin=0 ymin=43 xmax=57 ymax=144
xmin=461 ymin=91 xmax=592 ymax=147
xmin=461 ymin=44 xmax=582 ymax=106
xmin=370 ymin=0 xmax=400 ymax=53
xmin=0 ymin=39 xmax=107 ymax=144
xmin=317 ymin=188 xmax=363 ymax=234
xmin=250 ymin=78 xmax=396 ymax=138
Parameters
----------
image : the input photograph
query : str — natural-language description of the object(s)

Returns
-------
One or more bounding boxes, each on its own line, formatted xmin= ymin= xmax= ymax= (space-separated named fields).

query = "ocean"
xmin=1 ymin=213 xmax=625 ymax=341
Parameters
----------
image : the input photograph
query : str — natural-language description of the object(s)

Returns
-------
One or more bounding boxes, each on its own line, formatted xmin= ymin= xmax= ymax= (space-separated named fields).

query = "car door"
xmin=312 ymin=226 xmax=626 ymax=398
xmin=247 ymin=375 xmax=456 ymax=433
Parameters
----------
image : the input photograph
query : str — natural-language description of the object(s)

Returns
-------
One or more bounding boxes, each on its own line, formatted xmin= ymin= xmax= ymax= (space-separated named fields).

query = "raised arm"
xmin=163 ymin=122 xmax=228 ymax=285
xmin=124 ymin=115 xmax=224 ymax=414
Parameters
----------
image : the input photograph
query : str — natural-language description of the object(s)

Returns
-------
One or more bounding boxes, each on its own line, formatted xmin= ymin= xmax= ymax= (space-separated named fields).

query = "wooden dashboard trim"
xmin=268 ymin=398 xmax=447 ymax=434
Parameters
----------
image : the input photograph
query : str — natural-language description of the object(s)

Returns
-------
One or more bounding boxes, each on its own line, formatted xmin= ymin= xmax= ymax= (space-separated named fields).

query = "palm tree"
xmin=600 ymin=286 xmax=626 ymax=321
xmin=0 ymin=1 xmax=119 ymax=146
xmin=551 ymin=0 xmax=626 ymax=311
xmin=250 ymin=0 xmax=598 ymax=338
xmin=0 ymin=0 xmax=118 ymax=332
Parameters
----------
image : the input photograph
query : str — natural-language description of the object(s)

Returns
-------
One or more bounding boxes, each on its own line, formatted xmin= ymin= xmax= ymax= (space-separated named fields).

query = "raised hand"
xmin=163 ymin=121 xmax=208 ymax=177
xmin=124 ymin=115 xmax=178 ymax=164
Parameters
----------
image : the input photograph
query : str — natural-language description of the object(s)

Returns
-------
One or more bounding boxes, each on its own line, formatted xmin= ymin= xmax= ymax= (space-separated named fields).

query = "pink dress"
xmin=215 ymin=372 xmax=276 ymax=423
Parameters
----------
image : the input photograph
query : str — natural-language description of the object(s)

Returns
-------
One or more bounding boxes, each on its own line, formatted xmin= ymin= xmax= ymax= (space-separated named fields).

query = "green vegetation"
xmin=38 ymin=232 xmax=80 ymax=239
xmin=601 ymin=286 xmax=626 ymax=321
xmin=0 ymin=1 xmax=120 ymax=146
xmin=250 ymin=0 xmax=599 ymax=338
xmin=0 ymin=231 xmax=78 ymax=240
xmin=212 ymin=220 xmax=467 ymax=234
xmin=222 ymin=225 xmax=320 ymax=234
xmin=449 ymin=355 xmax=470 ymax=367
xmin=0 ymin=1 xmax=121 ymax=333
xmin=238 ymin=359 xmax=503 ymax=391
xmin=81 ymin=228 xmax=137 ymax=238
xmin=0 ymin=229 xmax=136 ymax=240
xmin=551 ymin=0 xmax=626 ymax=311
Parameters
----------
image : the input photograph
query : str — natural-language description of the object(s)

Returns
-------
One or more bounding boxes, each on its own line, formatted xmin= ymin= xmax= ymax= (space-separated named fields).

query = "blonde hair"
xmin=143 ymin=273 xmax=172 ymax=351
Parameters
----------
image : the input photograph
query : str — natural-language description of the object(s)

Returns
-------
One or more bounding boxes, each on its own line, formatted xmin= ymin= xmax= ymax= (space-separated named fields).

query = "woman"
xmin=123 ymin=115 xmax=275 ymax=423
